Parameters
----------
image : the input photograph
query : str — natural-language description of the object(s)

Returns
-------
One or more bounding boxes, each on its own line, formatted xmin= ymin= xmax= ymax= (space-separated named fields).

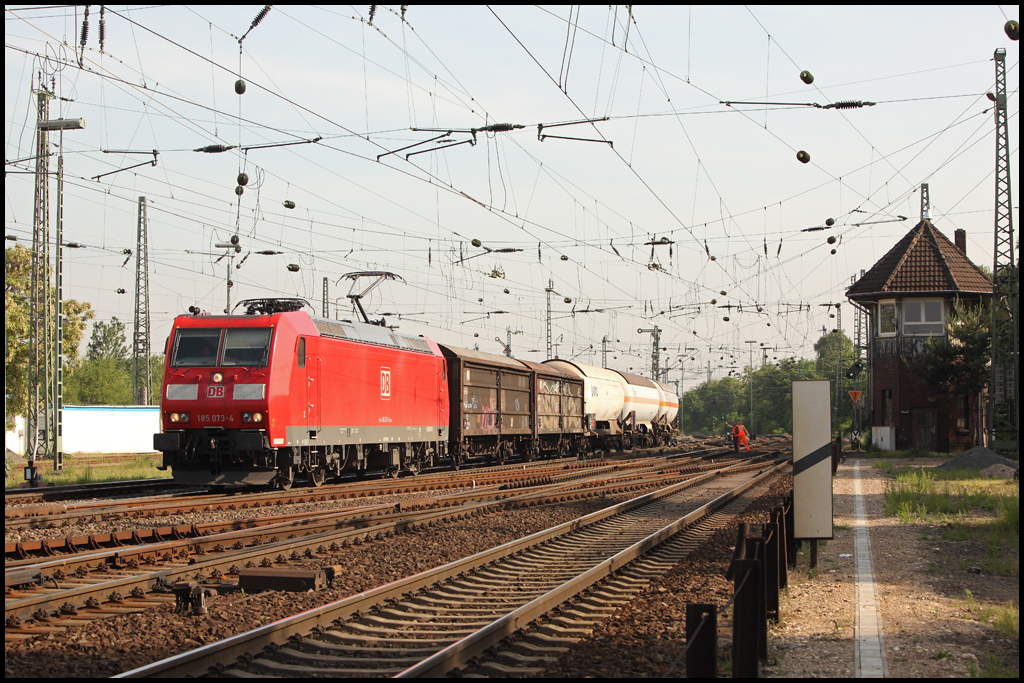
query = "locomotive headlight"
xmin=252 ymin=412 xmax=263 ymax=423
xmin=170 ymin=412 xmax=180 ymax=423
xmin=211 ymin=372 xmax=224 ymax=383
xmin=242 ymin=412 xmax=252 ymax=423
xmin=179 ymin=412 xmax=190 ymax=423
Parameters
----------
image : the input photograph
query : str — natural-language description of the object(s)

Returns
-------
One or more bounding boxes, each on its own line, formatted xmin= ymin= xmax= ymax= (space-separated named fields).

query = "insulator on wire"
xmin=283 ymin=200 xmax=296 ymax=209
xmin=368 ymin=5 xmax=377 ymax=25
xmin=237 ymin=172 xmax=249 ymax=186
xmin=235 ymin=79 xmax=247 ymax=95
xmin=251 ymin=5 xmax=271 ymax=30
xmin=800 ymin=70 xmax=814 ymax=85
xmin=80 ymin=7 xmax=90 ymax=50
xmin=796 ymin=150 xmax=811 ymax=164
xmin=826 ymin=217 xmax=835 ymax=226
xmin=824 ymin=100 xmax=874 ymax=110
xmin=287 ymin=264 xmax=300 ymax=272
xmin=116 ymin=288 xmax=126 ymax=294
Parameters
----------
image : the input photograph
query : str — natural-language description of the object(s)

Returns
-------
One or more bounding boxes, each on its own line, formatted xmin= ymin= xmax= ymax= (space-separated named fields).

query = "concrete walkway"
xmin=853 ymin=460 xmax=888 ymax=678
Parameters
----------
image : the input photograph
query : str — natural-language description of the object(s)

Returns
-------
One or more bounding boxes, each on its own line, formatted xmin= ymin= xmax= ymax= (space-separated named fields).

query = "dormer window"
xmin=902 ymin=299 xmax=944 ymax=335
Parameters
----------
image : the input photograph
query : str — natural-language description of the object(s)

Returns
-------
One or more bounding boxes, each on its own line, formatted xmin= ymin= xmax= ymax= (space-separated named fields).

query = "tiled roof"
xmin=846 ymin=220 xmax=993 ymax=301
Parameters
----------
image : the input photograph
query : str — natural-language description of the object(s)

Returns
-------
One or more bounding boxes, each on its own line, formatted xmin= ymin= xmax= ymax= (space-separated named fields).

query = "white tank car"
xmin=654 ymin=379 xmax=679 ymax=424
xmin=611 ymin=370 xmax=661 ymax=429
xmin=544 ymin=360 xmax=625 ymax=430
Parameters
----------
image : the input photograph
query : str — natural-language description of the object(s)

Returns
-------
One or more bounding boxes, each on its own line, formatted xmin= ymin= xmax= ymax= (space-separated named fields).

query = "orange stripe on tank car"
xmin=622 ymin=396 xmax=661 ymax=405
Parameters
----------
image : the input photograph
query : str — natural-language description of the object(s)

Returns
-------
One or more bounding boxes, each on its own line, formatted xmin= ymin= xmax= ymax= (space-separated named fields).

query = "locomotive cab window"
xmin=171 ymin=328 xmax=222 ymax=367
xmin=221 ymin=327 xmax=272 ymax=367
xmin=297 ymin=338 xmax=306 ymax=368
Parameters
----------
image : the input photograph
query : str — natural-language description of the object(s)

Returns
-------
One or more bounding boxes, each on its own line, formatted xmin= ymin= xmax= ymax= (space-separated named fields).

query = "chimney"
xmin=954 ymin=229 xmax=967 ymax=255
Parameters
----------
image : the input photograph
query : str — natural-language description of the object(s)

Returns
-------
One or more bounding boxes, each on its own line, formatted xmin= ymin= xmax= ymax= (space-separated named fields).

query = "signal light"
xmin=845 ymin=360 xmax=866 ymax=379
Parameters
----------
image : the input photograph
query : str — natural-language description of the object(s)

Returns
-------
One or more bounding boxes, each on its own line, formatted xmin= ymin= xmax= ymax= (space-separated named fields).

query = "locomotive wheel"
xmin=385 ymin=466 xmax=400 ymax=479
xmin=308 ymin=467 xmax=325 ymax=487
xmin=276 ymin=467 xmax=295 ymax=491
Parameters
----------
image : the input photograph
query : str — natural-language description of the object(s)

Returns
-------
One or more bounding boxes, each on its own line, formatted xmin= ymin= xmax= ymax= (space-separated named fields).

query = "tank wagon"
xmin=154 ymin=299 xmax=677 ymax=487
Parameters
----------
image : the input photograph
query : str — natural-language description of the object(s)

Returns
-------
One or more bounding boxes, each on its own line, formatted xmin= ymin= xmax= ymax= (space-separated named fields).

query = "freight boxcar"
xmin=544 ymin=359 xmax=627 ymax=451
xmin=517 ymin=359 xmax=586 ymax=459
xmin=438 ymin=344 xmax=532 ymax=467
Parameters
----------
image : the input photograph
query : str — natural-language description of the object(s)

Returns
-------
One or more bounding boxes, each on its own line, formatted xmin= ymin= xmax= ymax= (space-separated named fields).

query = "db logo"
xmin=380 ymin=367 xmax=391 ymax=400
xmin=207 ymin=385 xmax=225 ymax=399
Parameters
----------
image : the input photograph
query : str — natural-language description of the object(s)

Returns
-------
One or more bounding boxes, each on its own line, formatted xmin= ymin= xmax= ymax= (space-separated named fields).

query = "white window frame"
xmin=901 ymin=298 xmax=945 ymax=336
xmin=878 ymin=300 xmax=897 ymax=337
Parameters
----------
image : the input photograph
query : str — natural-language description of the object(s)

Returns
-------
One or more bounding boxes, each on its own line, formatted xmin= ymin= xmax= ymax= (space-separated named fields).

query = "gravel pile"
xmin=936 ymin=446 xmax=1018 ymax=472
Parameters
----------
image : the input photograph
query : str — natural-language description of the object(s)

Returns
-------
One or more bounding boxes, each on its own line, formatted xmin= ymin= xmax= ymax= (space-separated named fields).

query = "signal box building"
xmin=846 ymin=219 xmax=992 ymax=452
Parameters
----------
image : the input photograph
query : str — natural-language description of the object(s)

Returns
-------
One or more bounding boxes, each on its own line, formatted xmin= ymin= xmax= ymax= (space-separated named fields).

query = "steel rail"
xmin=5 ymin=456 xmax=756 ymax=622
xmin=115 ymin=454 xmax=784 ymax=678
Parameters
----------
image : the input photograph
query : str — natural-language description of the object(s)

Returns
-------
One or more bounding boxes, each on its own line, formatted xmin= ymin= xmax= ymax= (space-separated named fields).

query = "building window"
xmin=902 ymin=299 xmax=944 ymax=336
xmin=956 ymin=394 xmax=969 ymax=432
xmin=879 ymin=301 xmax=897 ymax=336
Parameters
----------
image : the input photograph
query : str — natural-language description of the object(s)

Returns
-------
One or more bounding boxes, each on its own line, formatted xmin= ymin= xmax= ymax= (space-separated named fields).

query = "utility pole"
xmin=27 ymin=79 xmax=53 ymax=480
xmin=132 ymin=197 xmax=151 ymax=405
xmin=216 ymin=235 xmax=241 ymax=313
xmin=322 ymin=277 xmax=329 ymax=318
xmin=26 ymin=77 xmax=86 ymax=480
xmin=707 ymin=360 xmax=712 ymax=385
xmin=835 ymin=304 xmax=842 ymax=438
xmin=745 ymin=340 xmax=757 ymax=433
xmin=545 ymin=279 xmax=554 ymax=359
xmin=989 ymin=47 xmax=1018 ymax=452
xmin=637 ymin=326 xmax=662 ymax=378
xmin=602 ymin=335 xmax=610 ymax=367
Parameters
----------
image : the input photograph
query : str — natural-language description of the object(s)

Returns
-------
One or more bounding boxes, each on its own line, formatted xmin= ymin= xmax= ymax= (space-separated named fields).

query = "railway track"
xmin=5 ymin=451 xmax=756 ymax=627
xmin=115 ymin=455 xmax=788 ymax=678
xmin=4 ymin=446 xmax=730 ymax=535
xmin=4 ymin=478 xmax=180 ymax=505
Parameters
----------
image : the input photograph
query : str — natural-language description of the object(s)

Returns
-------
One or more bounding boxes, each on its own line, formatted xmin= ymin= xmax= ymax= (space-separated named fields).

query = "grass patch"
xmin=5 ymin=453 xmax=166 ymax=489
xmin=885 ymin=470 xmax=1019 ymax=576
xmin=873 ymin=460 xmax=896 ymax=472
xmin=870 ymin=448 xmax=948 ymax=460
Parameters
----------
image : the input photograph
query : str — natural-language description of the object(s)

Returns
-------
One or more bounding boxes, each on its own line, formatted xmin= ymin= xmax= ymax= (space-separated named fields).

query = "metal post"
xmin=989 ymin=47 xmax=1018 ymax=452
xmin=764 ymin=521 xmax=780 ymax=624
xmin=785 ymin=496 xmax=797 ymax=568
xmin=810 ymin=539 xmax=818 ymax=570
xmin=132 ymin=197 xmax=151 ymax=406
xmin=53 ymin=154 xmax=64 ymax=470
xmin=745 ymin=340 xmax=756 ymax=433
xmin=745 ymin=536 xmax=767 ymax=661
xmin=28 ymin=81 xmax=52 ymax=481
xmin=773 ymin=507 xmax=788 ymax=590
xmin=686 ymin=603 xmax=718 ymax=678
xmin=322 ymin=276 xmax=329 ymax=318
xmin=732 ymin=559 xmax=760 ymax=678
xmin=601 ymin=335 xmax=609 ymax=367
xmin=545 ymin=279 xmax=554 ymax=359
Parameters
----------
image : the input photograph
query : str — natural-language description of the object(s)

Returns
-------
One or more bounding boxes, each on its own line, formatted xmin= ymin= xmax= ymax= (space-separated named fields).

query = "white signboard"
xmin=792 ymin=380 xmax=833 ymax=539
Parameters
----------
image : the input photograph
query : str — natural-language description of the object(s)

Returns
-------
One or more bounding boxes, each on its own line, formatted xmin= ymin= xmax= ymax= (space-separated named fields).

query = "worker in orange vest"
xmin=732 ymin=420 xmax=751 ymax=453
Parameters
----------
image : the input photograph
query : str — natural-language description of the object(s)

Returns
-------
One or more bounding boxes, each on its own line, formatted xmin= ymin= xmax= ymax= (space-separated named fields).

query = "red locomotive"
xmin=155 ymin=297 xmax=679 ymax=487
xmin=155 ymin=299 xmax=448 ymax=488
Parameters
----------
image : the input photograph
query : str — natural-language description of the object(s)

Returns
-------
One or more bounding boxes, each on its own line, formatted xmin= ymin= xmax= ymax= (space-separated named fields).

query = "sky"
xmin=5 ymin=5 xmax=1019 ymax=388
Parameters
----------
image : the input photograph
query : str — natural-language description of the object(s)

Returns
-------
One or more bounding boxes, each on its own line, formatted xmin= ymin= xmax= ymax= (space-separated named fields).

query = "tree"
xmin=909 ymin=298 xmax=991 ymax=444
xmin=86 ymin=317 xmax=129 ymax=362
xmin=5 ymin=244 xmax=93 ymax=430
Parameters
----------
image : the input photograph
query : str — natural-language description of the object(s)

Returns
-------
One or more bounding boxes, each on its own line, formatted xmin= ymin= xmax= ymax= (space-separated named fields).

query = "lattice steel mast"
xmin=989 ymin=48 xmax=1018 ymax=451
xmin=132 ymin=197 xmax=151 ymax=405
xmin=28 ymin=78 xmax=53 ymax=471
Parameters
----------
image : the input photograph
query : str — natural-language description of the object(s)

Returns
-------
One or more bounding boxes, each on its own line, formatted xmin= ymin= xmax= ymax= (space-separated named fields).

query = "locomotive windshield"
xmin=221 ymin=328 xmax=272 ymax=367
xmin=170 ymin=327 xmax=272 ymax=367
xmin=171 ymin=328 xmax=222 ymax=367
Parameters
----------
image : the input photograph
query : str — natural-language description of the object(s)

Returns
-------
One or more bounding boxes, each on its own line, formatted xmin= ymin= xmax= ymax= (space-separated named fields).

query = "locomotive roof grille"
xmin=311 ymin=316 xmax=432 ymax=354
